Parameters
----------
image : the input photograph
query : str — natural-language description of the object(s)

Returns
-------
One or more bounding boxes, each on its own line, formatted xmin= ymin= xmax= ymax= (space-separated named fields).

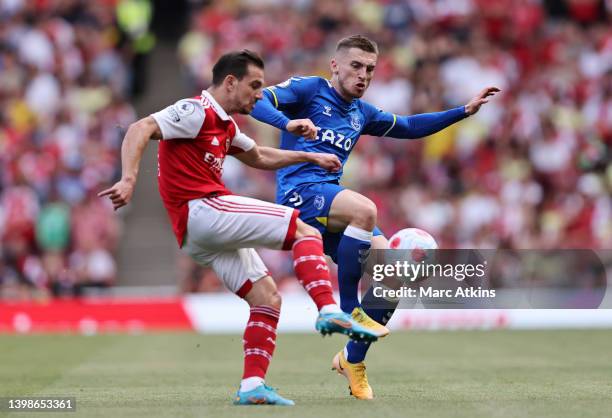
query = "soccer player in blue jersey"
xmin=250 ymin=35 xmax=499 ymax=399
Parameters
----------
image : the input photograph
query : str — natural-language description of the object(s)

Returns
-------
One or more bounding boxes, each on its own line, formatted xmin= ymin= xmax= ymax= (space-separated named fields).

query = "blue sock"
xmin=345 ymin=286 xmax=398 ymax=363
xmin=337 ymin=225 xmax=372 ymax=313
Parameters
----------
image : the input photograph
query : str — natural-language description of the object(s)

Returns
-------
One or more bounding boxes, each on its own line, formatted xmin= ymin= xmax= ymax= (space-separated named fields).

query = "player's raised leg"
xmin=291 ymin=221 xmax=336 ymax=311
xmin=328 ymin=190 xmax=375 ymax=313
xmin=190 ymin=195 xmax=379 ymax=342
xmin=327 ymin=190 xmax=389 ymax=338
xmin=291 ymin=219 xmax=379 ymax=342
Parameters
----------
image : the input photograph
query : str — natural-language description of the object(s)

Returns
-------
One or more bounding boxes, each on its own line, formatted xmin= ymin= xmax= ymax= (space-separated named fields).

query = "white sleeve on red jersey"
xmin=151 ymin=99 xmax=204 ymax=140
xmin=228 ymin=121 xmax=256 ymax=154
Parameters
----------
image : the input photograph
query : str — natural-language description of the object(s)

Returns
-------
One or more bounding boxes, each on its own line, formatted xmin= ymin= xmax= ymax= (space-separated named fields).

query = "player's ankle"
xmin=319 ymin=304 xmax=342 ymax=314
xmin=240 ymin=376 xmax=265 ymax=392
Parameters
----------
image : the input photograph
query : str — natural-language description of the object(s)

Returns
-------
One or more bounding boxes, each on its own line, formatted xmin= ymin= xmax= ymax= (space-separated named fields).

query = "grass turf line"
xmin=0 ymin=330 xmax=611 ymax=418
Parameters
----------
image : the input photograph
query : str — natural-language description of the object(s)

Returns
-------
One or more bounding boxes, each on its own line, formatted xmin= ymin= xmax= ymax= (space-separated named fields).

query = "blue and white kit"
xmin=251 ymin=76 xmax=467 ymax=259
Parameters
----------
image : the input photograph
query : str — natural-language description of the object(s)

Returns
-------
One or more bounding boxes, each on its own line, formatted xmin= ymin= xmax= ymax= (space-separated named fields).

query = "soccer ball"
xmin=388 ymin=228 xmax=438 ymax=263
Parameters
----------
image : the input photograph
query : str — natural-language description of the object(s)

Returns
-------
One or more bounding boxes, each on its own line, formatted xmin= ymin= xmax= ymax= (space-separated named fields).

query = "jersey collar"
xmin=326 ymin=79 xmax=355 ymax=111
xmin=201 ymin=90 xmax=231 ymax=121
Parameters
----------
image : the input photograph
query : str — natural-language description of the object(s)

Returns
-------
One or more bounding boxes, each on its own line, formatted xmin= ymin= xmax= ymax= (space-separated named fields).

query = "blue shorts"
xmin=278 ymin=182 xmax=384 ymax=262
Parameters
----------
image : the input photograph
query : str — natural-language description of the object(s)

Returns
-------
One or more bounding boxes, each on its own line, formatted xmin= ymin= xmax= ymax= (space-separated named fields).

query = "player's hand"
xmin=286 ymin=119 xmax=318 ymax=140
xmin=310 ymin=153 xmax=342 ymax=172
xmin=464 ymin=86 xmax=501 ymax=115
xmin=98 ymin=178 xmax=135 ymax=210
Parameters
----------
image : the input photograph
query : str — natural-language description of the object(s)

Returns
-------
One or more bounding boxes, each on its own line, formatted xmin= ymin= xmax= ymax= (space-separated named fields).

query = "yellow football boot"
xmin=351 ymin=307 xmax=390 ymax=338
xmin=332 ymin=350 xmax=373 ymax=400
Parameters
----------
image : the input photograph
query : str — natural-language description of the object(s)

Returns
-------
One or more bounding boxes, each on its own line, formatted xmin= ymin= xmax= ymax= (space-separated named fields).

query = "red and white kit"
xmin=151 ymin=91 xmax=298 ymax=295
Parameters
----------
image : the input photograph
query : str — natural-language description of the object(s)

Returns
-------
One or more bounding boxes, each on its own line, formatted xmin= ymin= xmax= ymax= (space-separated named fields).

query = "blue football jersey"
xmin=253 ymin=76 xmax=397 ymax=201
xmin=250 ymin=76 xmax=467 ymax=202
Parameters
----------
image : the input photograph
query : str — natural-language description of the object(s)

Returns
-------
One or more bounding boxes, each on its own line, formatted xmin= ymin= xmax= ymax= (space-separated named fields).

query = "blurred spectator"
xmin=3 ymin=0 xmax=610 ymax=298
xmin=116 ymin=0 xmax=155 ymax=96
xmin=0 ymin=0 xmax=136 ymax=300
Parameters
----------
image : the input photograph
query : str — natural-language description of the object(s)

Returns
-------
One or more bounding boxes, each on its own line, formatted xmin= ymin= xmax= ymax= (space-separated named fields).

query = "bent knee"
xmin=350 ymin=199 xmax=377 ymax=230
xmin=263 ymin=289 xmax=282 ymax=309
xmin=244 ymin=276 xmax=282 ymax=309
xmin=294 ymin=219 xmax=322 ymax=240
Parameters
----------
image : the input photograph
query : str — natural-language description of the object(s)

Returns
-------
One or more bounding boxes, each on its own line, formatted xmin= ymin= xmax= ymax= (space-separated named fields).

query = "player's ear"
xmin=330 ymin=58 xmax=339 ymax=75
xmin=225 ymin=75 xmax=237 ymax=91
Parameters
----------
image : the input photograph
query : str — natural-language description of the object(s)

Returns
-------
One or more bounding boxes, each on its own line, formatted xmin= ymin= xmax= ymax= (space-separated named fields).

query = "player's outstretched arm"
xmin=365 ymin=86 xmax=500 ymax=139
xmin=98 ymin=116 xmax=161 ymax=210
xmin=234 ymin=145 xmax=341 ymax=172
xmin=464 ymin=86 xmax=501 ymax=115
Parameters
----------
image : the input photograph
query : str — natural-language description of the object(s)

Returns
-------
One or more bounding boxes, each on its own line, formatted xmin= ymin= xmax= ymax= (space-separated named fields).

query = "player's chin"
xmin=352 ymin=86 xmax=366 ymax=97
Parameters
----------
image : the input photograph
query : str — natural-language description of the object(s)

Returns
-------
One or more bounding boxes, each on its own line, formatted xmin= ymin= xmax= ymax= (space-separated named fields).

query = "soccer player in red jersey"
xmin=99 ymin=50 xmax=379 ymax=406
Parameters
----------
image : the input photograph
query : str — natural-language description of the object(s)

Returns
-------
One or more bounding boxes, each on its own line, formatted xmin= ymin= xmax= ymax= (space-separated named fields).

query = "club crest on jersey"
xmin=314 ymin=195 xmax=325 ymax=210
xmin=350 ymin=112 xmax=362 ymax=131
xmin=322 ymin=105 xmax=332 ymax=117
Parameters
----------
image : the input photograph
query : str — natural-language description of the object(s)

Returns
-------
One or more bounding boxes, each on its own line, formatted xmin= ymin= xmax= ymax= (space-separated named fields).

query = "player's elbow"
xmin=128 ymin=118 xmax=148 ymax=132
xmin=128 ymin=117 xmax=160 ymax=140
xmin=252 ymin=148 xmax=279 ymax=170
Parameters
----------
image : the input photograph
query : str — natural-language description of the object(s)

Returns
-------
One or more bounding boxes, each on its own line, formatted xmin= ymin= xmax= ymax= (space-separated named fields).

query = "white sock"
xmin=320 ymin=304 xmax=342 ymax=314
xmin=344 ymin=225 xmax=373 ymax=242
xmin=240 ymin=376 xmax=264 ymax=392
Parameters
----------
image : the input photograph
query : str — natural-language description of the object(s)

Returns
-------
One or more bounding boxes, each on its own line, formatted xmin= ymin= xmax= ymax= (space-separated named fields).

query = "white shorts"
xmin=183 ymin=195 xmax=299 ymax=297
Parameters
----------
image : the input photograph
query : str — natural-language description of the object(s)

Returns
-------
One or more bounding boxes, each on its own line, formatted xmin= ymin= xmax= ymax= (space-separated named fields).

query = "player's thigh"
xmin=210 ymin=248 xmax=270 ymax=296
xmin=327 ymin=189 xmax=378 ymax=232
xmin=184 ymin=244 xmax=270 ymax=297
xmin=280 ymin=182 xmax=344 ymax=236
xmin=187 ymin=196 xmax=298 ymax=251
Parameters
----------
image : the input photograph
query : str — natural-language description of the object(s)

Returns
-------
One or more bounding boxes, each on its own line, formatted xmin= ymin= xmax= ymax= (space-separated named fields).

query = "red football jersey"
xmin=151 ymin=91 xmax=255 ymax=246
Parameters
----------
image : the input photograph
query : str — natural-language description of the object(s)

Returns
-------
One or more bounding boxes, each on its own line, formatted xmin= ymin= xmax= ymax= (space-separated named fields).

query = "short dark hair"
xmin=336 ymin=35 xmax=378 ymax=54
xmin=211 ymin=49 xmax=264 ymax=86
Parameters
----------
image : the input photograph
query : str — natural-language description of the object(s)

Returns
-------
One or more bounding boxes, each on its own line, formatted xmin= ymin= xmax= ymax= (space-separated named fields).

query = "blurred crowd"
xmin=177 ymin=0 xmax=611 ymax=292
xmin=0 ymin=0 xmax=152 ymax=299
xmin=1 ymin=0 xmax=610 ymax=298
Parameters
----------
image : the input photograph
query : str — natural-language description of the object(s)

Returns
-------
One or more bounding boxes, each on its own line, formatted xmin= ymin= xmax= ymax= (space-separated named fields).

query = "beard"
xmin=238 ymin=106 xmax=252 ymax=115
xmin=340 ymin=79 xmax=366 ymax=99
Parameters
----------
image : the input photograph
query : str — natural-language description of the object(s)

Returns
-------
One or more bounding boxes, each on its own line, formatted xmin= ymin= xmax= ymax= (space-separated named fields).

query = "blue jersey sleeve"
xmin=251 ymin=91 xmax=290 ymax=131
xmin=250 ymin=76 xmax=322 ymax=131
xmin=362 ymin=101 xmax=468 ymax=139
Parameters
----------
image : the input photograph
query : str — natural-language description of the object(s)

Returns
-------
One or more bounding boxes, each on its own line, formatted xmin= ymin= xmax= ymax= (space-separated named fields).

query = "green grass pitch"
xmin=1 ymin=330 xmax=611 ymax=418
